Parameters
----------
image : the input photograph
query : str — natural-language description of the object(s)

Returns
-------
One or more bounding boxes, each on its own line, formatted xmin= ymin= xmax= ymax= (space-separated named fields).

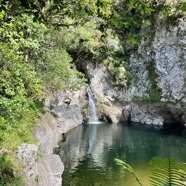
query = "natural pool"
xmin=57 ymin=123 xmax=186 ymax=186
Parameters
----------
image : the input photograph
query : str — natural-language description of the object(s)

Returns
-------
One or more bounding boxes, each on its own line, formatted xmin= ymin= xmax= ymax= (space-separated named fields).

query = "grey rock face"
xmin=33 ymin=113 xmax=61 ymax=156
xmin=120 ymin=18 xmax=186 ymax=104
xmin=130 ymin=104 xmax=164 ymax=125
xmin=153 ymin=18 xmax=186 ymax=102
xmin=37 ymin=155 xmax=64 ymax=186
xmin=16 ymin=88 xmax=86 ymax=186
xmin=126 ymin=53 xmax=151 ymax=100
xmin=54 ymin=105 xmax=83 ymax=135
xmin=16 ymin=143 xmax=38 ymax=167
xmin=119 ymin=17 xmax=186 ymax=125
xmin=87 ymin=63 xmax=117 ymax=102
xmin=16 ymin=144 xmax=64 ymax=186
xmin=15 ymin=144 xmax=39 ymax=185
xmin=15 ymin=143 xmax=40 ymax=184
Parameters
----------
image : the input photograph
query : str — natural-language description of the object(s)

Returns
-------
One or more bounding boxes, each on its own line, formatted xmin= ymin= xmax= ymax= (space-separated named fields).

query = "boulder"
xmin=37 ymin=155 xmax=64 ymax=186
xmin=101 ymin=104 xmax=123 ymax=123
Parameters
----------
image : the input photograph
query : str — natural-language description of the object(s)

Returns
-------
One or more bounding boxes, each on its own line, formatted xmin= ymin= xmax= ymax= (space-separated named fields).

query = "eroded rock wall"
xmin=153 ymin=18 xmax=186 ymax=102
xmin=16 ymin=88 xmax=87 ymax=186
xmin=86 ymin=63 xmax=125 ymax=123
xmin=122 ymin=17 xmax=186 ymax=102
xmin=127 ymin=17 xmax=186 ymax=125
xmin=86 ymin=16 xmax=186 ymax=126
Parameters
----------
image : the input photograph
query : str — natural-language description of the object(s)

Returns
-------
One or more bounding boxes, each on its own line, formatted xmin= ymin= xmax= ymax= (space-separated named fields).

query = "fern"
xmin=114 ymin=158 xmax=144 ymax=186
xmin=150 ymin=157 xmax=186 ymax=186
xmin=115 ymin=157 xmax=186 ymax=186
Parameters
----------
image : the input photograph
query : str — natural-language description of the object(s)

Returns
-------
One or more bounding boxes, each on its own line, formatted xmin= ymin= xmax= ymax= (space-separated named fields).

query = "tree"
xmin=0 ymin=0 xmax=116 ymax=27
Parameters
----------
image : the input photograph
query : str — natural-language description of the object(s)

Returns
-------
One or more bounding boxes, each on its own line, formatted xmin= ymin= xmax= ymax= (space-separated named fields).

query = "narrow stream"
xmin=58 ymin=123 xmax=186 ymax=186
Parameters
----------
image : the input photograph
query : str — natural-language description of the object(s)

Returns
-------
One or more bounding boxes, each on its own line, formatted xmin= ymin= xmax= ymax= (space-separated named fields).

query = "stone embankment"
xmin=16 ymin=89 xmax=86 ymax=186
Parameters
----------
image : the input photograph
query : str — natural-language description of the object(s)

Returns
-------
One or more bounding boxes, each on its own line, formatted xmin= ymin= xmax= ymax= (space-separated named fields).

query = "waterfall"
xmin=87 ymin=86 xmax=99 ymax=123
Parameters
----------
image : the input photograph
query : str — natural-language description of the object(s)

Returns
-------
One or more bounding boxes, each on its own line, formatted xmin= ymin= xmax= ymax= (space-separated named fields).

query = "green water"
xmin=58 ymin=123 xmax=186 ymax=186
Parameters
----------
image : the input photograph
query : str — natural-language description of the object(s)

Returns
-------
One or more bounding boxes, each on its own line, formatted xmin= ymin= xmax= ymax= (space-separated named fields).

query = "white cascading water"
xmin=87 ymin=86 xmax=99 ymax=123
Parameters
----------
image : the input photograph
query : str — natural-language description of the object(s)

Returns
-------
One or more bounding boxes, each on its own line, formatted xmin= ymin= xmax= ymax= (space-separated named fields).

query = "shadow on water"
xmin=127 ymin=121 xmax=186 ymax=137
xmin=57 ymin=122 xmax=186 ymax=186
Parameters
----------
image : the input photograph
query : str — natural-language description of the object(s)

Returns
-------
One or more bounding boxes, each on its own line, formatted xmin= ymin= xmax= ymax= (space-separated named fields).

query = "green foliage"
xmin=111 ymin=65 xmax=127 ymax=88
xmin=114 ymin=0 xmax=185 ymax=54
xmin=40 ymin=48 xmax=87 ymax=92
xmin=54 ymin=20 xmax=111 ymax=61
xmin=55 ymin=20 xmax=128 ymax=89
xmin=0 ymin=153 xmax=23 ymax=185
xmin=45 ymin=0 xmax=115 ymax=28
xmin=0 ymin=39 xmax=43 ymax=161
xmin=36 ymin=151 xmax=43 ymax=161
xmin=0 ymin=0 xmax=115 ymax=28
xmin=176 ymin=2 xmax=186 ymax=12
xmin=115 ymin=157 xmax=186 ymax=186
xmin=147 ymin=62 xmax=161 ymax=102
xmin=0 ymin=11 xmax=47 ymax=55
xmin=35 ymin=175 xmax=40 ymax=183
xmin=115 ymin=158 xmax=143 ymax=186
xmin=150 ymin=157 xmax=186 ymax=186
xmin=0 ymin=43 xmax=42 ymax=125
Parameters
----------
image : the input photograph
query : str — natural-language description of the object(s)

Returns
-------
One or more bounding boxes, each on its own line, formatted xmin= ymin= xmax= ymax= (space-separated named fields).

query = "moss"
xmin=0 ymin=153 xmax=24 ymax=186
xmin=132 ymin=61 xmax=161 ymax=103
xmin=147 ymin=62 xmax=161 ymax=102
xmin=81 ymin=103 xmax=89 ymax=121
xmin=97 ymin=103 xmax=104 ymax=114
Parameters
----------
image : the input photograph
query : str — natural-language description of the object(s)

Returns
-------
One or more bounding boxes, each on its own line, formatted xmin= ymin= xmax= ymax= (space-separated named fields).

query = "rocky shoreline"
xmin=15 ymin=89 xmax=186 ymax=186
xmin=15 ymin=89 xmax=86 ymax=186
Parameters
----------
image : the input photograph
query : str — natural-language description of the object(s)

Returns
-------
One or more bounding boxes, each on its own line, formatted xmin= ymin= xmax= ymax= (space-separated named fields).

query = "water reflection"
xmin=58 ymin=123 xmax=186 ymax=186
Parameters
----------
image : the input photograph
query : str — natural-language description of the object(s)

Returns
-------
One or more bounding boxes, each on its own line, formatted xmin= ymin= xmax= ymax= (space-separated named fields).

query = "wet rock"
xmin=129 ymin=103 xmax=164 ymax=125
xmin=101 ymin=104 xmax=124 ymax=123
xmin=123 ymin=103 xmax=132 ymax=121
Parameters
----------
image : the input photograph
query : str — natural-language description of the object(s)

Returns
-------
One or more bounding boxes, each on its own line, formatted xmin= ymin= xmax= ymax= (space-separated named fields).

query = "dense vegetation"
xmin=0 ymin=0 xmax=185 ymax=184
xmin=0 ymin=0 xmax=113 ymax=184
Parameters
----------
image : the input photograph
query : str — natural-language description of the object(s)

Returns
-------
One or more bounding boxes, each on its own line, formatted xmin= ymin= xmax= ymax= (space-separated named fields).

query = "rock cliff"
xmin=86 ymin=16 xmax=186 ymax=127
xmin=16 ymin=12 xmax=186 ymax=186
xmin=16 ymin=88 xmax=87 ymax=186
